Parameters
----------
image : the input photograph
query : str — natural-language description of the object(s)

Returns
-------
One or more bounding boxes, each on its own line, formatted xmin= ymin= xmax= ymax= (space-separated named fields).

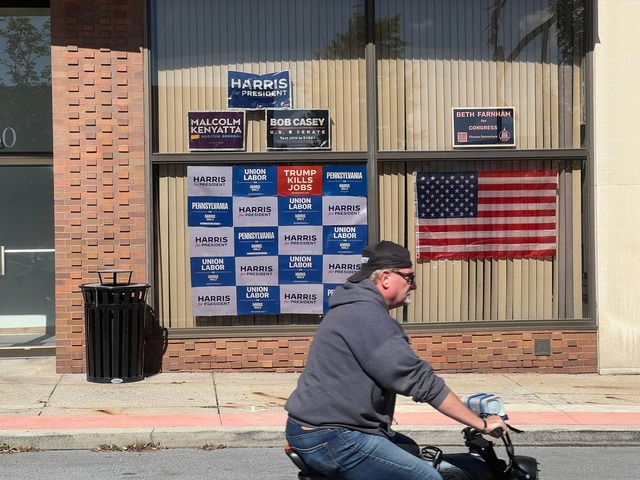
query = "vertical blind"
xmin=377 ymin=0 xmax=584 ymax=150
xmin=157 ymin=160 xmax=584 ymax=327
xmin=153 ymin=0 xmax=367 ymax=153
xmin=378 ymin=160 xmax=584 ymax=325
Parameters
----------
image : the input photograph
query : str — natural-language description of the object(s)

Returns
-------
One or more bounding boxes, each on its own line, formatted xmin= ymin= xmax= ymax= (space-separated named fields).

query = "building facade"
xmin=1 ymin=0 xmax=638 ymax=375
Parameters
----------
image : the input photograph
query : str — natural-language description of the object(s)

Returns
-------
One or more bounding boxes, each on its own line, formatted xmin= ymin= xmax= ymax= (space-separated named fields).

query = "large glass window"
xmin=0 ymin=166 xmax=55 ymax=350
xmin=0 ymin=7 xmax=51 ymax=153
xmin=151 ymin=0 xmax=367 ymax=153
xmin=150 ymin=0 xmax=589 ymax=331
xmin=376 ymin=0 xmax=586 ymax=151
xmin=0 ymin=4 xmax=54 ymax=353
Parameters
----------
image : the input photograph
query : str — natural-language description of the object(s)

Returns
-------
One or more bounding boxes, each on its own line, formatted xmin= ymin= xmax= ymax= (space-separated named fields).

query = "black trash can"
xmin=80 ymin=269 xmax=150 ymax=383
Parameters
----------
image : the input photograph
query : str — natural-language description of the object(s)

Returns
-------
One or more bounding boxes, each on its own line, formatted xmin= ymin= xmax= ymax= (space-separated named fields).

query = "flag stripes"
xmin=416 ymin=170 xmax=558 ymax=260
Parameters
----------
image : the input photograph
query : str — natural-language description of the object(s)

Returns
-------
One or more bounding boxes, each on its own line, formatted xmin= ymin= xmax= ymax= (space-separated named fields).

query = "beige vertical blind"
xmin=377 ymin=160 xmax=584 ymax=323
xmin=158 ymin=160 xmax=584 ymax=328
xmin=376 ymin=0 xmax=584 ymax=151
xmin=153 ymin=0 xmax=367 ymax=153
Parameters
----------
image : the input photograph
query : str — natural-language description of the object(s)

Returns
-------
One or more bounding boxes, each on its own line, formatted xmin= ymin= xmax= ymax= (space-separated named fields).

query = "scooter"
xmin=285 ymin=394 xmax=538 ymax=479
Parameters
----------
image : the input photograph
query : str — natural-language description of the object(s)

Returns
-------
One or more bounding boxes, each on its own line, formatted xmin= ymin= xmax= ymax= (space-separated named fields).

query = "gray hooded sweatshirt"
xmin=285 ymin=279 xmax=451 ymax=438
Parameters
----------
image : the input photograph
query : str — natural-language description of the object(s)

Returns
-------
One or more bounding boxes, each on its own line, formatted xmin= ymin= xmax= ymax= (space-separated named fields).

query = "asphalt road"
xmin=2 ymin=445 xmax=640 ymax=479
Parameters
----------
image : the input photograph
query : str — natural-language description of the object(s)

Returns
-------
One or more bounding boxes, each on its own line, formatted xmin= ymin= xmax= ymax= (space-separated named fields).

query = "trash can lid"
xmin=95 ymin=269 xmax=133 ymax=286
xmin=80 ymin=282 xmax=150 ymax=290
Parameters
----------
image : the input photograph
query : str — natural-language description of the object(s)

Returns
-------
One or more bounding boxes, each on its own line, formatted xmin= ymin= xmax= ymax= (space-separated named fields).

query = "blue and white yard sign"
xmin=228 ymin=71 xmax=292 ymax=110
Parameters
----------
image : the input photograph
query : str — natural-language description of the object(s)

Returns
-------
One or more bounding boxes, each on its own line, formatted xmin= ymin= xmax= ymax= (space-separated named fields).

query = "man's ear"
xmin=379 ymin=270 xmax=392 ymax=290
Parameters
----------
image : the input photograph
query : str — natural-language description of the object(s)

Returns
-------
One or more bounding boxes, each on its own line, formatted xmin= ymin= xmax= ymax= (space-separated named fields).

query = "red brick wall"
xmin=148 ymin=330 xmax=597 ymax=374
xmin=51 ymin=0 xmax=146 ymax=373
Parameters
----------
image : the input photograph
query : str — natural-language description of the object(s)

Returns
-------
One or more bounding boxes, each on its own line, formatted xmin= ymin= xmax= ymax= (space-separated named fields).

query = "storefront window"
xmin=150 ymin=0 xmax=589 ymax=330
xmin=0 ymin=8 xmax=52 ymax=153
xmin=376 ymin=0 xmax=586 ymax=151
xmin=151 ymin=0 xmax=366 ymax=153
xmin=0 ymin=5 xmax=54 ymax=353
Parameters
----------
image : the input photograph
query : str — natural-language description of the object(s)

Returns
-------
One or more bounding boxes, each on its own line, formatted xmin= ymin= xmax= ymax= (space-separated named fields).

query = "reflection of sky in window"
xmin=382 ymin=1 xmax=558 ymax=63
xmin=151 ymin=0 xmax=359 ymax=76
xmin=0 ymin=14 xmax=51 ymax=86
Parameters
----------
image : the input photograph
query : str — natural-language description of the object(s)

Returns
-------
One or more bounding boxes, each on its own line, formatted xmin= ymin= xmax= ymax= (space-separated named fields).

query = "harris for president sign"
xmin=228 ymin=70 xmax=292 ymax=110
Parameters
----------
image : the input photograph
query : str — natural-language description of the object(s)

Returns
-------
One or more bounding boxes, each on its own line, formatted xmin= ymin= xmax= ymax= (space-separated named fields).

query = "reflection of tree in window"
xmin=487 ymin=0 xmax=585 ymax=64
xmin=0 ymin=16 xmax=50 ymax=86
xmin=0 ymin=15 xmax=52 ymax=152
xmin=315 ymin=9 xmax=407 ymax=60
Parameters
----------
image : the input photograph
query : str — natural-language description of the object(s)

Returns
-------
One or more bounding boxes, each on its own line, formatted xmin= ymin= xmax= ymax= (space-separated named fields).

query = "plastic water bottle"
xmin=462 ymin=393 xmax=506 ymax=417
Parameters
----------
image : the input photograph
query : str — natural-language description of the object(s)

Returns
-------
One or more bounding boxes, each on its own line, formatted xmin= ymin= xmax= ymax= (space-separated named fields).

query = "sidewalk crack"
xmin=40 ymin=374 xmax=64 ymax=416
xmin=212 ymin=372 xmax=221 ymax=418
xmin=506 ymin=374 xmax=564 ymax=413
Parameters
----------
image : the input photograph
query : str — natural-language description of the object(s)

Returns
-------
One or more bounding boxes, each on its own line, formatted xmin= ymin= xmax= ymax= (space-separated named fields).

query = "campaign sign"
xmin=233 ymin=196 xmax=278 ymax=227
xmin=279 ymin=225 xmax=323 ymax=255
xmin=189 ymin=226 xmax=234 ymax=256
xmin=232 ymin=166 xmax=278 ymax=196
xmin=192 ymin=286 xmax=237 ymax=316
xmin=323 ymin=196 xmax=367 ymax=226
xmin=323 ymin=165 xmax=367 ymax=196
xmin=191 ymin=256 xmax=235 ymax=287
xmin=323 ymin=283 xmax=342 ymax=313
xmin=278 ymin=196 xmax=323 ymax=226
xmin=266 ymin=109 xmax=330 ymax=150
xmin=452 ymin=107 xmax=516 ymax=148
xmin=236 ymin=256 xmax=279 ymax=285
xmin=323 ymin=225 xmax=368 ymax=254
xmin=280 ymin=284 xmax=324 ymax=314
xmin=235 ymin=227 xmax=279 ymax=256
xmin=277 ymin=165 xmax=323 ymax=196
xmin=323 ymin=254 xmax=362 ymax=284
xmin=237 ymin=285 xmax=280 ymax=315
xmin=187 ymin=196 xmax=233 ymax=227
xmin=279 ymin=254 xmax=323 ymax=284
xmin=228 ymin=70 xmax=291 ymax=110
xmin=188 ymin=111 xmax=246 ymax=151
xmin=188 ymin=166 xmax=233 ymax=196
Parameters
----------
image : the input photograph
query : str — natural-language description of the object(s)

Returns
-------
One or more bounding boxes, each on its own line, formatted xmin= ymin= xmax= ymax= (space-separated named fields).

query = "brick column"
xmin=50 ymin=0 xmax=146 ymax=373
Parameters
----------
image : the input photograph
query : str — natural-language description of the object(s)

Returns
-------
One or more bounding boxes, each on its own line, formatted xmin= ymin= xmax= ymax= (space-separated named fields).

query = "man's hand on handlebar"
xmin=483 ymin=415 xmax=508 ymax=438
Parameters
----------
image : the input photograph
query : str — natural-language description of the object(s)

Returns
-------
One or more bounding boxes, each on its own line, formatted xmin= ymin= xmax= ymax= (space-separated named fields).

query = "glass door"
xmin=0 ymin=165 xmax=55 ymax=353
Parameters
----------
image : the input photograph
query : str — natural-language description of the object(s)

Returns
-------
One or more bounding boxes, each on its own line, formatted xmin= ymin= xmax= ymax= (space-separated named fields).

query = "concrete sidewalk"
xmin=2 ymin=357 xmax=640 ymax=450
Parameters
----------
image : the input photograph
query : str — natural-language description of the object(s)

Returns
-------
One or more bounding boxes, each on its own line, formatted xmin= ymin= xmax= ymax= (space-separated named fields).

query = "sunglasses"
xmin=391 ymin=270 xmax=416 ymax=285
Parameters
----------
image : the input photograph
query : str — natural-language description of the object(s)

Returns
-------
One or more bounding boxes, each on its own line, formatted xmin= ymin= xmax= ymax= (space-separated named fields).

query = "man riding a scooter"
xmin=285 ymin=241 xmax=507 ymax=480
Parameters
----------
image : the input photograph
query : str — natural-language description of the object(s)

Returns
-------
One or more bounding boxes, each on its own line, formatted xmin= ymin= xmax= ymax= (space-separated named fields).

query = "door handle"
xmin=0 ymin=248 xmax=55 ymax=276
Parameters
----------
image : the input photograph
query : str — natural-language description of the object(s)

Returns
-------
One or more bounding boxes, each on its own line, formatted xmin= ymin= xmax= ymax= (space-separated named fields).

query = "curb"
xmin=3 ymin=426 xmax=640 ymax=451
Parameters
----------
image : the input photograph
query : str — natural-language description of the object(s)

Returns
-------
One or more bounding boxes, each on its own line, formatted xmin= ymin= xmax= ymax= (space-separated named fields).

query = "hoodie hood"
xmin=328 ymin=279 xmax=388 ymax=311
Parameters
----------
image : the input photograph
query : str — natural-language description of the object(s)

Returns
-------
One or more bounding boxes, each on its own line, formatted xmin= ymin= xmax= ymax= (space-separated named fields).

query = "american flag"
xmin=415 ymin=170 xmax=558 ymax=260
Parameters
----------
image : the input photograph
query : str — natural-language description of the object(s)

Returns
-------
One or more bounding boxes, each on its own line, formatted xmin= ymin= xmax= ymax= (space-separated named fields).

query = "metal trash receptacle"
xmin=80 ymin=269 xmax=150 ymax=383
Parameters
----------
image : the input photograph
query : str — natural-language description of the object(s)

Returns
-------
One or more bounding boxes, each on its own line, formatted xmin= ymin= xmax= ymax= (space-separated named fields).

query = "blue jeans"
xmin=285 ymin=418 xmax=443 ymax=480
